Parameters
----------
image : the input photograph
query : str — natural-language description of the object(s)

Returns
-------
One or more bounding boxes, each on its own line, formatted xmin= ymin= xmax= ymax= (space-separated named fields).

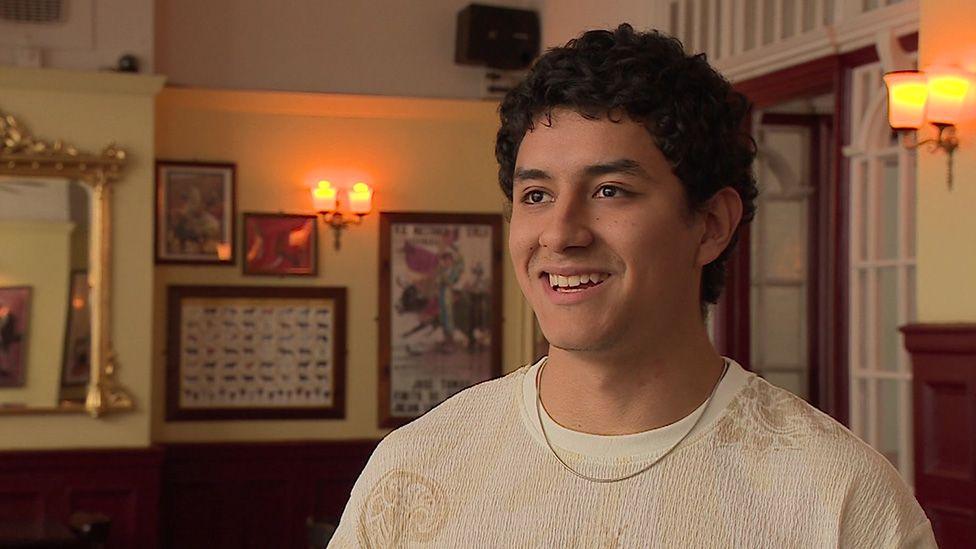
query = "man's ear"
xmin=696 ymin=187 xmax=743 ymax=266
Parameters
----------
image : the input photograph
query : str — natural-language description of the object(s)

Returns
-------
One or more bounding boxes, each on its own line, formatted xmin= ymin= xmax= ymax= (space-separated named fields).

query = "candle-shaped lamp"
xmin=348 ymin=182 xmax=373 ymax=215
xmin=216 ymin=243 xmax=232 ymax=261
xmin=883 ymin=70 xmax=928 ymax=130
xmin=313 ymin=180 xmax=338 ymax=212
xmin=926 ymin=68 xmax=971 ymax=126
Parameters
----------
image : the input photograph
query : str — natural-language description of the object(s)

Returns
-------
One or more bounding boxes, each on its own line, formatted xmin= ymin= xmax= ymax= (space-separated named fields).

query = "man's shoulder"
xmin=375 ymin=366 xmax=528 ymax=459
xmin=714 ymin=375 xmax=897 ymax=473
xmin=713 ymin=375 xmax=929 ymax=537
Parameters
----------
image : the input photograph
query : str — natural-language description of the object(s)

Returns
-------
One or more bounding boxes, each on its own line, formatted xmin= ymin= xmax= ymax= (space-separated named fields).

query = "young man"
xmin=330 ymin=25 xmax=935 ymax=547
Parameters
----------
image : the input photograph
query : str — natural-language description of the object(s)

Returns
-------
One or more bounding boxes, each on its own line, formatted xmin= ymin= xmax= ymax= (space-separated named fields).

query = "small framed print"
xmin=60 ymin=271 xmax=91 ymax=387
xmin=155 ymin=160 xmax=236 ymax=264
xmin=378 ymin=212 xmax=503 ymax=428
xmin=166 ymin=285 xmax=346 ymax=421
xmin=0 ymin=286 xmax=30 ymax=388
xmin=242 ymin=213 xmax=318 ymax=276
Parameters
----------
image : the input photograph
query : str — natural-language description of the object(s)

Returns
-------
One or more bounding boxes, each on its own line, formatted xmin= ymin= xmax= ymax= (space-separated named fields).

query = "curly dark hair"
xmin=495 ymin=24 xmax=758 ymax=314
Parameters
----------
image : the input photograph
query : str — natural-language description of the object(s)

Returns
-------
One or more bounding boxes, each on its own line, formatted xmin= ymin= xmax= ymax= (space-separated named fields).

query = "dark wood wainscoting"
xmin=903 ymin=323 xmax=976 ymax=548
xmin=0 ymin=447 xmax=163 ymax=549
xmin=0 ymin=440 xmax=378 ymax=549
xmin=162 ymin=440 xmax=378 ymax=549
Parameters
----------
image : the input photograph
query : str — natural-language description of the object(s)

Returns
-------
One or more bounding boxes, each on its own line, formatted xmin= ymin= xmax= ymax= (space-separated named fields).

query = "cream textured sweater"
xmin=330 ymin=359 xmax=936 ymax=547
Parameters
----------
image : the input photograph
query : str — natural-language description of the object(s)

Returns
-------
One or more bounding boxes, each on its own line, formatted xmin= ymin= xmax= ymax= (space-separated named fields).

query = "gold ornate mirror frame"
xmin=0 ymin=108 xmax=134 ymax=417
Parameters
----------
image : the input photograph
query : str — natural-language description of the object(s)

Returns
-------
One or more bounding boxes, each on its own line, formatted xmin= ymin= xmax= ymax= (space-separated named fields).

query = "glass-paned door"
xmin=750 ymin=113 xmax=823 ymax=401
xmin=847 ymin=61 xmax=917 ymax=484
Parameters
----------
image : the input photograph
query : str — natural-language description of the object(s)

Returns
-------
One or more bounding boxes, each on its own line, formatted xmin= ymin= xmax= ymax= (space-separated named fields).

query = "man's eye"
xmin=522 ymin=190 xmax=551 ymax=204
xmin=595 ymin=185 xmax=623 ymax=198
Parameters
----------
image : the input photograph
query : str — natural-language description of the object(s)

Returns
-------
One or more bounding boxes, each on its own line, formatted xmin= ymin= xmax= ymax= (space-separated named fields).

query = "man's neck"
xmin=538 ymin=326 xmax=725 ymax=436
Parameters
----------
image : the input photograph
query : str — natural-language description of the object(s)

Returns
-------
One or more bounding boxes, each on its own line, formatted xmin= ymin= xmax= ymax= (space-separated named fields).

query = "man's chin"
xmin=545 ymin=334 xmax=617 ymax=354
xmin=549 ymin=343 xmax=605 ymax=354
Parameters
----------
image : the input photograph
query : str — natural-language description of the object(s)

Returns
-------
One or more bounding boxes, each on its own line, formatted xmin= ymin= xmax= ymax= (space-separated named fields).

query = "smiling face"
xmin=509 ymin=109 xmax=707 ymax=353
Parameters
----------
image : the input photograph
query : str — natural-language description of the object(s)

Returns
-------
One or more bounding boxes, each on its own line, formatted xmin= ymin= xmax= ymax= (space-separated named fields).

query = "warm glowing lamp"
xmin=884 ymin=66 xmax=973 ymax=189
xmin=310 ymin=179 xmax=375 ymax=250
xmin=926 ymin=68 xmax=971 ymax=126
xmin=312 ymin=180 xmax=337 ymax=212
xmin=347 ymin=182 xmax=373 ymax=215
xmin=216 ymin=243 xmax=232 ymax=261
xmin=883 ymin=70 xmax=927 ymax=130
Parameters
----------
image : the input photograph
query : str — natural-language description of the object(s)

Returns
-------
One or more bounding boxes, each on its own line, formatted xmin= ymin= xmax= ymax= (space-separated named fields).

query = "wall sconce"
xmin=884 ymin=67 xmax=972 ymax=189
xmin=312 ymin=180 xmax=373 ymax=250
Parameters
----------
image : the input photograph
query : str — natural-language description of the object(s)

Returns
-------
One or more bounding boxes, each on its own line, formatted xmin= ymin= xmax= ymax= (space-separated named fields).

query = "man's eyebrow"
xmin=583 ymin=158 xmax=650 ymax=179
xmin=513 ymin=159 xmax=651 ymax=186
xmin=513 ymin=167 xmax=552 ymax=184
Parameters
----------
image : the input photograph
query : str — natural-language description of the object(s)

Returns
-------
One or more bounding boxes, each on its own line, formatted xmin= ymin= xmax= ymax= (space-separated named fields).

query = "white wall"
xmin=0 ymin=0 xmax=667 ymax=98
xmin=0 ymin=0 xmax=154 ymax=73
xmin=540 ymin=0 xmax=662 ymax=49
xmin=155 ymin=0 xmax=540 ymax=99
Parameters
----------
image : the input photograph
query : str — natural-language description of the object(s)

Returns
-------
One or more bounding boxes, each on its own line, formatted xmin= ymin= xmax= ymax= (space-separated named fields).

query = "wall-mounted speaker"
xmin=455 ymin=4 xmax=540 ymax=71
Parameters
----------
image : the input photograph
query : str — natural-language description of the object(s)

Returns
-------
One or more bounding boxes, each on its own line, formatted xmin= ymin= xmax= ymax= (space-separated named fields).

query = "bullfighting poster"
xmin=379 ymin=212 xmax=502 ymax=427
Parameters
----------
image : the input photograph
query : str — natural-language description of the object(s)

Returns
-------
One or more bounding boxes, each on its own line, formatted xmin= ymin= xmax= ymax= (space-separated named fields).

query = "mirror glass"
xmin=0 ymin=176 xmax=92 ymax=409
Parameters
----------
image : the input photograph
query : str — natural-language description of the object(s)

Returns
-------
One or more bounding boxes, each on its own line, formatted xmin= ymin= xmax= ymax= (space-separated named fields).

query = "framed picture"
xmin=242 ymin=213 xmax=318 ymax=276
xmin=166 ymin=285 xmax=347 ymax=421
xmin=379 ymin=212 xmax=503 ymax=428
xmin=0 ymin=286 xmax=31 ymax=388
xmin=60 ymin=271 xmax=91 ymax=387
xmin=155 ymin=160 xmax=236 ymax=264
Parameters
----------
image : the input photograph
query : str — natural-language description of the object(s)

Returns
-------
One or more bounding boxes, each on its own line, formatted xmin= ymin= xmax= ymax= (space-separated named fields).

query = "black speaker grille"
xmin=0 ymin=0 xmax=63 ymax=24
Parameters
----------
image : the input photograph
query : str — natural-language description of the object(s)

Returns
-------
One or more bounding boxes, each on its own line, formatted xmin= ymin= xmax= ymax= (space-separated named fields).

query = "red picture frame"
xmin=242 ymin=213 xmax=318 ymax=276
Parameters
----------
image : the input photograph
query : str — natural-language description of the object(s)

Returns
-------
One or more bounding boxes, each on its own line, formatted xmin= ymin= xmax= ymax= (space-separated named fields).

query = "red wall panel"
xmin=903 ymin=323 xmax=976 ymax=549
xmin=0 ymin=448 xmax=163 ymax=549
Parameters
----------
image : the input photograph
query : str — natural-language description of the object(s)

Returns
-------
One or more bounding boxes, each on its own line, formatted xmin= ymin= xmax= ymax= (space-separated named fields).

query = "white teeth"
xmin=547 ymin=272 xmax=609 ymax=289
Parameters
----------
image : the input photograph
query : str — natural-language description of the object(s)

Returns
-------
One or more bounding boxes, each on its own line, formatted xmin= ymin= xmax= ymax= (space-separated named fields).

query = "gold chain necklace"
xmin=534 ymin=358 xmax=730 ymax=484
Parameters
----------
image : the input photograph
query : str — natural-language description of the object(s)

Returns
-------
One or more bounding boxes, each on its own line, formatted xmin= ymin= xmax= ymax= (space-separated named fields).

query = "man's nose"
xmin=538 ymin=193 xmax=594 ymax=252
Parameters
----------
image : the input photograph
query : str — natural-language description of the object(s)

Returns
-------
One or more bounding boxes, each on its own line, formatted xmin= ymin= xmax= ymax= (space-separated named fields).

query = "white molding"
xmin=0 ymin=67 xmax=165 ymax=96
xmin=853 ymin=258 xmax=916 ymax=268
xmin=715 ymin=1 xmax=919 ymax=83
xmin=156 ymin=87 xmax=502 ymax=121
xmin=875 ymin=28 xmax=916 ymax=73
xmin=852 ymin=370 xmax=913 ymax=381
xmin=848 ymin=88 xmax=889 ymax=156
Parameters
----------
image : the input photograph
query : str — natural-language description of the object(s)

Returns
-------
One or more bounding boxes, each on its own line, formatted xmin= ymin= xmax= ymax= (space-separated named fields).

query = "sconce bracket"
xmin=318 ymin=211 xmax=364 ymax=250
xmin=906 ymin=123 xmax=959 ymax=154
xmin=901 ymin=124 xmax=958 ymax=189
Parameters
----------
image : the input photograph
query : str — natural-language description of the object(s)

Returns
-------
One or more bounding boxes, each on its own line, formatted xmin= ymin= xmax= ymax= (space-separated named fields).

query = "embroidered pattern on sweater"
xmin=712 ymin=377 xmax=841 ymax=451
xmin=357 ymin=469 xmax=448 ymax=547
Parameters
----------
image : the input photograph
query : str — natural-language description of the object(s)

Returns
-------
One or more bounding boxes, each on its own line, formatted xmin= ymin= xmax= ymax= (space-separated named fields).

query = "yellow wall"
xmin=917 ymin=0 xmax=976 ymax=322
xmin=0 ymin=221 xmax=71 ymax=407
xmin=0 ymin=67 xmax=164 ymax=449
xmin=153 ymin=88 xmax=528 ymax=442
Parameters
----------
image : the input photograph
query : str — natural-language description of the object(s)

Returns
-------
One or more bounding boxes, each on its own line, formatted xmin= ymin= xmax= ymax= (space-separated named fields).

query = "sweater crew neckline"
xmin=518 ymin=356 xmax=752 ymax=460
